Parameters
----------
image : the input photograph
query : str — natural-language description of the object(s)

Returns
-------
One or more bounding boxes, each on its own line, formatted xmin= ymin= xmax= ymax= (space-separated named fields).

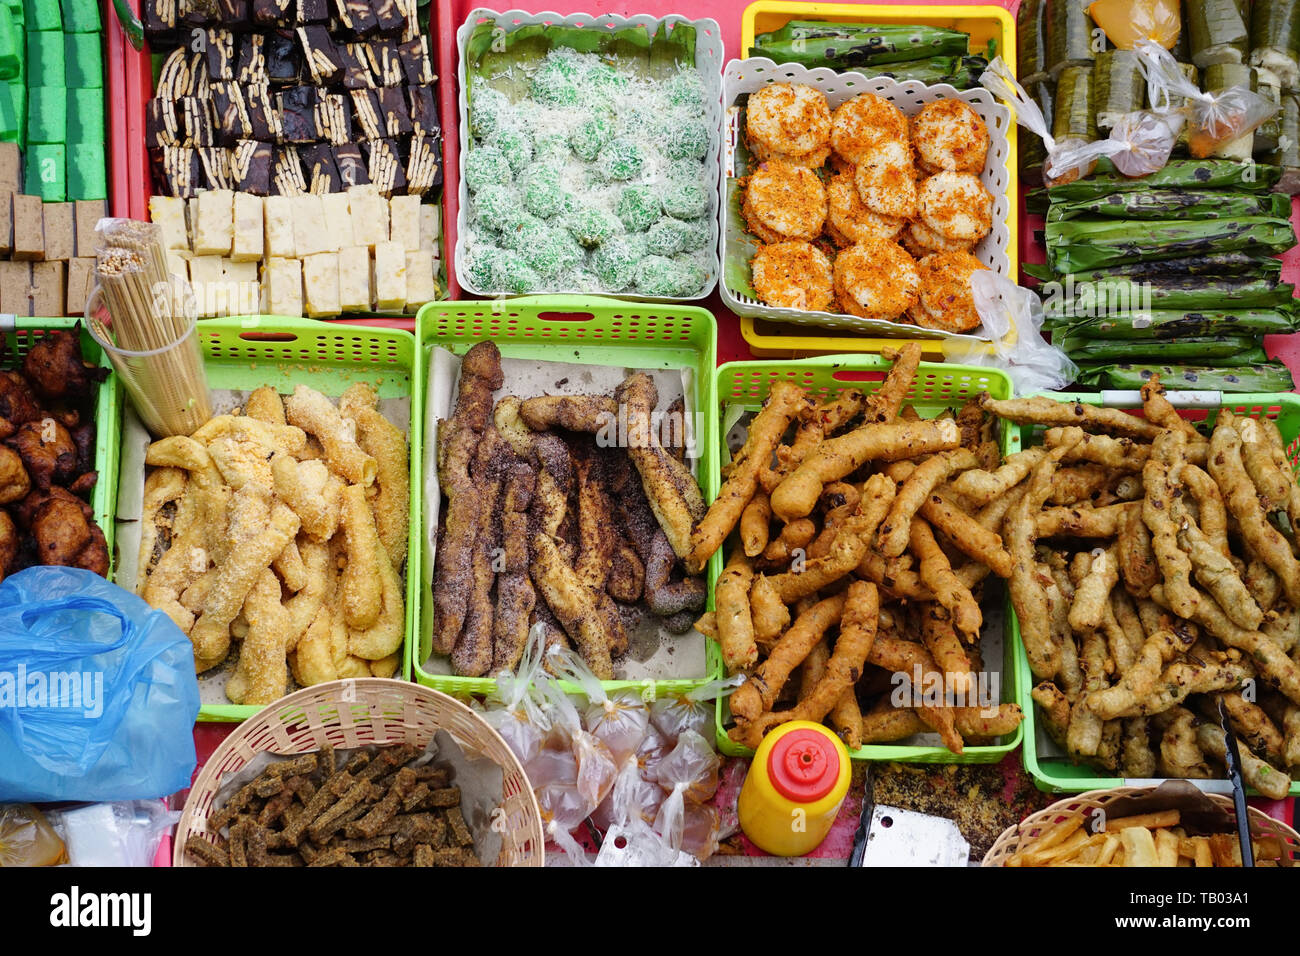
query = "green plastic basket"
xmin=1015 ymin=388 xmax=1300 ymax=795
xmin=712 ymin=356 xmax=1021 ymax=762
xmin=118 ymin=316 xmax=420 ymax=722
xmin=5 ymin=317 xmax=120 ymax=573
xmin=413 ymin=295 xmax=722 ymax=700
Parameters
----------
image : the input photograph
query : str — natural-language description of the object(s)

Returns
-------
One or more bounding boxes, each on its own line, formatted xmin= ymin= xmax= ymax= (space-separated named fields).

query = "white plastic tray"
xmin=720 ymin=56 xmax=1014 ymax=340
xmin=454 ymin=8 xmax=724 ymax=302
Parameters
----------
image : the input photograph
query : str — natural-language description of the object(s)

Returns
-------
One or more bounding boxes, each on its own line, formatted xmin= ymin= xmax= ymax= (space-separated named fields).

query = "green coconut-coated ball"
xmin=472 ymin=183 xmax=516 ymax=227
xmin=485 ymin=124 xmax=534 ymax=173
xmin=592 ymin=234 xmax=645 ymax=290
xmin=597 ymin=137 xmax=646 ymax=181
xmin=616 ymin=185 xmax=660 ymax=232
xmin=465 ymin=245 xmax=502 ymax=290
xmin=532 ymin=131 xmax=572 ymax=161
xmin=464 ymin=145 xmax=513 ymax=192
xmin=531 ymin=53 xmax=584 ymax=107
xmin=635 ymin=255 xmax=703 ymax=297
xmin=584 ymin=61 xmax=628 ymax=96
xmin=517 ymin=221 xmax=582 ymax=278
xmin=676 ymin=217 xmax=712 ymax=252
xmin=660 ymin=175 xmax=709 ymax=219
xmin=570 ymin=112 xmax=613 ymax=162
xmin=645 ymin=218 xmax=689 ymax=256
xmin=497 ymin=211 xmax=544 ymax=250
xmin=469 ymin=86 xmax=509 ymax=139
xmin=661 ymin=116 xmax=711 ymax=161
xmin=566 ymin=206 xmax=622 ymax=247
xmin=495 ymin=249 xmax=542 ymax=294
xmin=521 ymin=162 xmax=566 ymax=219
xmin=664 ymin=71 xmax=707 ymax=114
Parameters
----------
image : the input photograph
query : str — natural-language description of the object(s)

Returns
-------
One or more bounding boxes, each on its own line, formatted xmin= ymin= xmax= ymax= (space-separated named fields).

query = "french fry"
xmin=1119 ymin=826 xmax=1160 ymax=867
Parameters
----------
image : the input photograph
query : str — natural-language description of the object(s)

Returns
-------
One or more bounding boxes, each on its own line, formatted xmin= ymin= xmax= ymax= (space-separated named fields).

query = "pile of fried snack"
xmin=740 ymin=83 xmax=994 ymax=332
xmin=136 ymin=383 xmax=408 ymax=703
xmin=434 ymin=341 xmax=707 ymax=679
xmin=0 ymin=330 xmax=108 ymax=580
xmin=184 ymin=744 xmax=479 ymax=868
xmin=1005 ymin=809 xmax=1293 ymax=868
xmin=990 ymin=380 xmax=1300 ymax=798
xmin=690 ymin=344 xmax=1023 ymax=753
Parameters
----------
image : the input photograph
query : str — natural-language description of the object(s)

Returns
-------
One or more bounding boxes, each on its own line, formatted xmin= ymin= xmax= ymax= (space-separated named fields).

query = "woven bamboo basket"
xmin=174 ymin=679 xmax=544 ymax=867
xmin=983 ymin=787 xmax=1300 ymax=867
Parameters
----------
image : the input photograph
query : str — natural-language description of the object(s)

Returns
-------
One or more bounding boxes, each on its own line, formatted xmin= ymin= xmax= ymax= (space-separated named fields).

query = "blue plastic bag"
xmin=0 ymin=567 xmax=200 ymax=802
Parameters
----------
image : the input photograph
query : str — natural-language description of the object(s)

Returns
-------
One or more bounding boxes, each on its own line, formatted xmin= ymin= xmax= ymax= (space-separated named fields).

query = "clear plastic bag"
xmin=1138 ymin=39 xmax=1278 ymax=157
xmin=652 ymin=730 xmax=721 ymax=804
xmin=0 ymin=804 xmax=67 ymax=866
xmin=546 ymin=646 xmax=650 ymax=764
xmin=1103 ymin=110 xmax=1184 ymax=177
xmin=533 ymin=665 xmax=618 ymax=811
xmin=594 ymin=818 xmax=698 ymax=867
xmin=590 ymin=756 xmax=667 ymax=833
xmin=48 ymin=800 xmax=179 ymax=867
xmin=943 ymin=271 xmax=1080 ymax=395
xmin=482 ymin=624 xmax=553 ymax=769
xmin=649 ymin=676 xmax=744 ymax=743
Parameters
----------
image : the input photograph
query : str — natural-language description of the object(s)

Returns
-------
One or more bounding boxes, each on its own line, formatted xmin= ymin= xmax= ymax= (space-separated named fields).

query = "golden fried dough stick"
xmin=975 ymin=482 xmax=1027 ymax=533
xmin=1032 ymin=682 xmax=1071 ymax=750
xmin=1086 ymin=626 xmax=1193 ymax=719
xmin=767 ymin=474 xmax=894 ymax=603
xmin=854 ymin=552 xmax=933 ymax=601
xmin=757 ymin=390 xmax=867 ymax=498
xmin=1208 ymin=415 xmax=1300 ymax=606
xmin=1068 ymin=547 xmax=1118 ymax=634
xmin=1108 ymin=588 xmax=1145 ymax=675
xmin=1177 ymin=512 xmax=1262 ymax=630
xmin=878 ymin=449 xmax=979 ymax=557
xmin=145 ymin=435 xmax=231 ymax=558
xmin=244 ymin=386 xmax=285 ymax=424
xmin=858 ymin=706 xmax=927 ymax=744
xmin=340 ymin=382 xmax=410 ymax=568
xmin=190 ymin=496 xmax=300 ymax=668
xmin=1066 ymin=630 xmax=1108 ymax=759
xmin=948 ymin=447 xmax=1047 ymax=506
xmin=1140 ymin=375 xmax=1205 ymax=447
xmin=208 ymin=436 xmax=274 ymax=491
xmin=340 ymin=484 xmax=383 ymax=629
xmin=1117 ymin=498 xmax=1160 ymax=598
xmin=1181 ymin=463 xmax=1229 ymax=558
xmin=919 ymin=491 xmax=1013 ymax=578
xmin=273 ymin=539 xmax=307 ymax=592
xmin=284 ymin=540 xmax=330 ymax=650
xmin=573 ymin=447 xmax=615 ymax=593
xmin=731 ymin=582 xmax=880 ymax=749
xmin=716 ymin=546 xmax=758 ymax=675
xmin=685 ymin=381 xmax=809 ymax=573
xmin=616 ymin=373 xmax=706 ymax=561
xmin=920 ymin=606 xmax=974 ymax=698
xmin=806 ymin=482 xmax=861 ymax=559
xmin=1036 ymin=501 xmax=1137 ymax=538
xmin=980 ymin=393 xmax=1162 ymax=441
xmin=190 ymin=415 xmax=307 ymax=457
xmin=1120 ymin=717 xmax=1157 ymax=777
xmin=137 ymin=466 xmax=187 ymax=580
xmin=1049 ymin=428 xmax=1150 ymax=470
xmin=1233 ymin=417 xmax=1292 ymax=516
xmin=1008 ymin=434 xmax=1080 ymax=680
xmin=749 ymin=573 xmax=790 ymax=648
xmin=451 ymin=430 xmax=506 ymax=677
xmin=518 ymin=394 xmax=617 ymax=433
xmin=1142 ymin=431 xmax=1201 ymax=620
xmin=1046 ymin=465 xmax=1112 ymax=506
xmin=531 ymin=533 xmax=615 ymax=680
xmin=346 ymin=538 xmax=404 ymax=662
xmin=227 ymin=569 xmax=291 ymax=705
xmin=432 ymin=343 xmax=504 ymax=655
xmin=1209 ymin=693 xmax=1285 ymax=765
xmin=740 ymin=489 xmax=772 ymax=558
xmin=760 ymin=518 xmax=817 ymax=565
xmin=284 ymin=385 xmax=377 ymax=485
xmin=771 ymin=418 xmax=961 ymax=523
xmin=859 ymin=703 xmax=1022 ymax=746
xmin=1195 ymin=723 xmax=1291 ymax=800
xmin=913 ymin=704 xmax=963 ymax=755
xmin=1153 ymin=707 xmax=1213 ymax=778
xmin=729 ymin=593 xmax=846 ymax=722
xmin=909 ymin=517 xmax=981 ymax=642
xmin=492 ymin=463 xmax=537 ymax=674
xmin=863 ymin=343 xmax=923 ymax=424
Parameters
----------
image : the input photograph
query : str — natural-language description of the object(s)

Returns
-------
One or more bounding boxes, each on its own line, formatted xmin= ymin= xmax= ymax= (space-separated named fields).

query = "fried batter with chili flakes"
xmin=745 ymin=82 xmax=833 ymax=167
xmin=833 ymin=240 xmax=920 ymax=321
xmin=751 ymin=241 xmax=835 ymax=312
xmin=911 ymin=99 xmax=990 ymax=175
xmin=854 ymin=140 xmax=919 ymax=220
xmin=741 ymin=160 xmax=827 ymax=245
xmin=917 ymin=171 xmax=994 ymax=244
xmin=830 ymin=92 xmax=908 ymax=165
xmin=901 ymin=217 xmax=975 ymax=258
xmin=826 ymin=173 xmax=904 ymax=246
xmin=909 ymin=251 xmax=988 ymax=333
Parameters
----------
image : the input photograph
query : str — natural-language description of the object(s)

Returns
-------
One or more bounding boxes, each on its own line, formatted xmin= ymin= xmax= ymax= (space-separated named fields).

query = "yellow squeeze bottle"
xmin=738 ymin=720 xmax=851 ymax=856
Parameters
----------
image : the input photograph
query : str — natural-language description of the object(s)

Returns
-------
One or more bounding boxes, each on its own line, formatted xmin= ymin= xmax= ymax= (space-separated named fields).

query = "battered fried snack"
xmin=1068 ymin=547 xmax=1118 ymax=634
xmin=518 ymin=394 xmax=618 ymax=433
xmin=340 ymin=383 xmax=410 ymax=568
xmin=740 ymin=490 xmax=772 ymax=558
xmin=948 ymin=447 xmax=1047 ymax=506
xmin=615 ymin=373 xmax=706 ymax=562
xmin=878 ymin=448 xmax=979 ymax=557
xmin=771 ymin=417 xmax=962 ymax=522
xmin=340 ymin=484 xmax=384 ymax=629
xmin=716 ymin=546 xmax=757 ymax=674
xmin=909 ymin=517 xmax=981 ymax=642
xmin=760 ymin=518 xmax=818 ymax=565
xmin=749 ymin=573 xmax=791 ymax=647
xmin=227 ymin=569 xmax=292 ymax=705
xmin=491 ymin=463 xmax=537 ymax=674
xmin=685 ymin=381 xmax=809 ymax=573
xmin=918 ymin=491 xmax=1014 ymax=579
xmin=1195 ymin=723 xmax=1292 ymax=800
xmin=920 ymin=606 xmax=974 ymax=698
xmin=272 ymin=455 xmax=343 ymax=542
xmin=433 ymin=342 xmax=504 ymax=655
xmin=1141 ymin=375 xmax=1205 ymax=448
xmin=451 ymin=429 xmax=506 ymax=678
xmin=531 ymin=532 xmax=615 ymax=680
xmin=729 ymin=593 xmax=846 ymax=723
xmin=285 ymin=385 xmax=377 ymax=486
xmin=1036 ymin=501 xmax=1138 ymax=539
xmin=979 ymin=394 xmax=1163 ymax=441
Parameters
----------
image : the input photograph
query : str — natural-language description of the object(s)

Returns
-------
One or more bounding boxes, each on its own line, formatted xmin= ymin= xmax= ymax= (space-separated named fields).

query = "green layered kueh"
xmin=1045 ymin=215 xmax=1296 ymax=273
xmin=1050 ymin=308 xmax=1299 ymax=339
xmin=1077 ymin=361 xmax=1296 ymax=392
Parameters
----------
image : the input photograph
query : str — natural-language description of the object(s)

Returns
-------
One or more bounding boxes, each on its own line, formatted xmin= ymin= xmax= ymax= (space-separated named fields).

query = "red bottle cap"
xmin=767 ymin=727 xmax=841 ymax=803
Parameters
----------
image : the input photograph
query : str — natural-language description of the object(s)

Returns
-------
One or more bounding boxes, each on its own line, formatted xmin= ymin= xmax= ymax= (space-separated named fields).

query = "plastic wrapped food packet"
xmin=649 ymin=675 xmax=745 ymax=743
xmin=534 ymin=663 xmax=618 ymax=811
xmin=651 ymin=731 xmax=723 ymax=860
xmin=1138 ymin=39 xmax=1278 ymax=157
xmin=636 ymin=723 xmax=673 ymax=781
xmin=1088 ymin=0 xmax=1182 ymax=50
xmin=1103 ymin=110 xmax=1185 ymax=175
xmin=0 ymin=804 xmax=67 ymax=866
xmin=546 ymin=645 xmax=650 ymax=764
xmin=482 ymin=624 xmax=553 ymax=768
xmin=590 ymin=756 xmax=667 ymax=833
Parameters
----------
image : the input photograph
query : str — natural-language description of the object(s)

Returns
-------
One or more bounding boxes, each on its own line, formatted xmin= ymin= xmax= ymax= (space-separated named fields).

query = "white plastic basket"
xmin=720 ymin=56 xmax=1014 ymax=340
xmin=454 ymin=8 xmax=724 ymax=302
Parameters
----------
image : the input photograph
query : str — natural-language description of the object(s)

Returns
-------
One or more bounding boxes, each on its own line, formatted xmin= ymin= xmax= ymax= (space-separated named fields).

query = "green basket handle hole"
xmin=239 ymin=332 xmax=299 ymax=342
xmin=536 ymin=311 xmax=595 ymax=323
